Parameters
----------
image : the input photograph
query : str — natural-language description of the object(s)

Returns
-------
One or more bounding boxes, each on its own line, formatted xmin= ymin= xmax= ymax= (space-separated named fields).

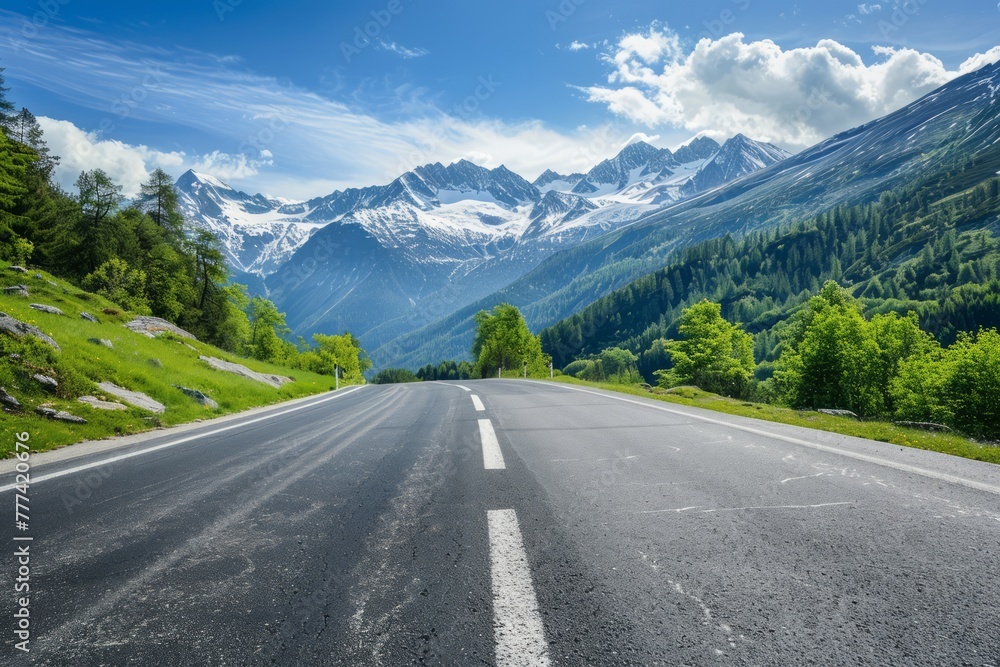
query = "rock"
xmin=35 ymin=406 xmax=87 ymax=424
xmin=96 ymin=382 xmax=165 ymax=413
xmin=0 ymin=387 xmax=21 ymax=409
xmin=33 ymin=373 xmax=58 ymax=390
xmin=817 ymin=409 xmax=860 ymax=420
xmin=80 ymin=312 xmax=99 ymax=323
xmin=77 ymin=396 xmax=128 ymax=411
xmin=8 ymin=266 xmax=27 ymax=273
xmin=183 ymin=343 xmax=198 ymax=352
xmin=125 ymin=316 xmax=198 ymax=341
xmin=147 ymin=358 xmax=163 ymax=369
xmin=893 ymin=421 xmax=954 ymax=433
xmin=3 ymin=285 xmax=28 ymax=297
xmin=29 ymin=303 xmax=64 ymax=316
xmin=88 ymin=337 xmax=114 ymax=349
xmin=173 ymin=385 xmax=218 ymax=410
xmin=33 ymin=273 xmax=43 ymax=280
xmin=199 ymin=356 xmax=293 ymax=389
xmin=0 ymin=312 xmax=60 ymax=350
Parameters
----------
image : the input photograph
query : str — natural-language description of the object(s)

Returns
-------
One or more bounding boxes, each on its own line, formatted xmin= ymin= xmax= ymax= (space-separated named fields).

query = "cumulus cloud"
xmin=584 ymin=29 xmax=1000 ymax=150
xmin=37 ymin=117 xmax=271 ymax=197
xmin=568 ymin=41 xmax=591 ymax=51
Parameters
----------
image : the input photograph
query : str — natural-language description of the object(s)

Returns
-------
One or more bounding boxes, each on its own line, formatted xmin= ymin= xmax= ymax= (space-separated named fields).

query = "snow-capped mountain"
xmin=175 ymin=170 xmax=322 ymax=276
xmin=177 ymin=134 xmax=791 ymax=352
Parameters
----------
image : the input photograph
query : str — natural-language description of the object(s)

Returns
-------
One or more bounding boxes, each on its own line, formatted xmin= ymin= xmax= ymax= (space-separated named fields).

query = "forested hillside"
xmin=541 ymin=151 xmax=1000 ymax=383
xmin=0 ymin=65 xmax=367 ymax=378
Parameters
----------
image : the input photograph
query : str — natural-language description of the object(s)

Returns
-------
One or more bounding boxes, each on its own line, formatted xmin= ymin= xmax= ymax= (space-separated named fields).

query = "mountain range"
xmin=176 ymin=133 xmax=789 ymax=355
xmin=176 ymin=60 xmax=1000 ymax=371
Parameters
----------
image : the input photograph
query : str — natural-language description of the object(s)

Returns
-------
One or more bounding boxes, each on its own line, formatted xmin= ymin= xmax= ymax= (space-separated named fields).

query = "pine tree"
xmin=137 ymin=168 xmax=184 ymax=239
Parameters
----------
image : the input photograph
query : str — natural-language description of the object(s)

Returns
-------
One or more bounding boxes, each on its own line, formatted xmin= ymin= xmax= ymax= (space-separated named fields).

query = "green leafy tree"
xmin=137 ymin=168 xmax=184 ymax=239
xmin=472 ymin=303 xmax=549 ymax=377
xmin=656 ymin=299 xmax=754 ymax=397
xmin=942 ymin=329 xmax=1000 ymax=438
xmin=301 ymin=333 xmax=371 ymax=382
xmin=246 ymin=296 xmax=290 ymax=362
xmin=74 ymin=169 xmax=124 ymax=274
xmin=81 ymin=258 xmax=150 ymax=314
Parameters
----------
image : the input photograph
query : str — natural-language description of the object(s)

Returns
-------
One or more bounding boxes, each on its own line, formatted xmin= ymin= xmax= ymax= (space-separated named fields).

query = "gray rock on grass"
xmin=0 ymin=312 xmax=60 ymax=351
xmin=96 ymin=382 xmax=165 ymax=414
xmin=33 ymin=373 xmax=58 ymax=390
xmin=88 ymin=338 xmax=114 ymax=349
xmin=29 ymin=303 xmax=64 ymax=316
xmin=36 ymin=407 xmax=87 ymax=424
xmin=199 ymin=356 xmax=293 ymax=389
xmin=78 ymin=396 xmax=128 ymax=411
xmin=173 ymin=385 xmax=218 ymax=410
xmin=80 ymin=312 xmax=99 ymax=323
xmin=3 ymin=285 xmax=28 ymax=297
xmin=125 ymin=316 xmax=198 ymax=341
xmin=0 ymin=387 xmax=21 ymax=409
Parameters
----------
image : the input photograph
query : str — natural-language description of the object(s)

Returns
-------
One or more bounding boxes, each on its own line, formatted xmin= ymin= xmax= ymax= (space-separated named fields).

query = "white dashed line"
xmin=487 ymin=509 xmax=551 ymax=667
xmin=456 ymin=384 xmax=472 ymax=392
xmin=480 ymin=419 xmax=506 ymax=470
xmin=471 ymin=394 xmax=486 ymax=411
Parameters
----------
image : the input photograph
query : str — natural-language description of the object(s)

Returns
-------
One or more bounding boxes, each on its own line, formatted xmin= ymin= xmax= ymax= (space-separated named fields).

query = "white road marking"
xmin=639 ymin=501 xmax=854 ymax=514
xmin=432 ymin=382 xmax=471 ymax=391
xmin=487 ymin=509 xmax=551 ymax=667
xmin=456 ymin=384 xmax=472 ymax=392
xmin=480 ymin=419 xmax=506 ymax=470
xmin=529 ymin=382 xmax=1000 ymax=498
xmin=0 ymin=386 xmax=368 ymax=493
xmin=781 ymin=472 xmax=830 ymax=484
xmin=471 ymin=394 xmax=486 ymax=411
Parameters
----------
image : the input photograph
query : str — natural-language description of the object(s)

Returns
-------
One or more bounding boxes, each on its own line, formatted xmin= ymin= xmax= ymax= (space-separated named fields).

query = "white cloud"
xmin=584 ymin=29 xmax=1000 ymax=150
xmin=378 ymin=40 xmax=429 ymax=59
xmin=858 ymin=4 xmax=882 ymax=14
xmin=37 ymin=117 xmax=272 ymax=198
xmin=624 ymin=132 xmax=660 ymax=146
xmin=568 ymin=41 xmax=591 ymax=51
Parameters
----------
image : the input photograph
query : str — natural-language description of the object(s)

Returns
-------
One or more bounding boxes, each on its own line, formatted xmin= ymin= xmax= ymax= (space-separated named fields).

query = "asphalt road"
xmin=2 ymin=379 xmax=999 ymax=666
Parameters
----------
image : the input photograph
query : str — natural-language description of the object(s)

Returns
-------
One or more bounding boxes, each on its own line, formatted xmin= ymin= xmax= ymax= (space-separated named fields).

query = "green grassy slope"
xmin=0 ymin=262 xmax=342 ymax=456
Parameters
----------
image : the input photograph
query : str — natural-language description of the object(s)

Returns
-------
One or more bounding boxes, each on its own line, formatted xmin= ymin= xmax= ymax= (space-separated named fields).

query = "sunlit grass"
xmin=0 ymin=262 xmax=341 ymax=456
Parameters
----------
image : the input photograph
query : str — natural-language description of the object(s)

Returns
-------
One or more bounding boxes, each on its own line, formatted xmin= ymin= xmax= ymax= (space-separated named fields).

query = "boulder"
xmin=29 ymin=303 xmax=64 ymax=316
xmin=147 ymin=358 xmax=163 ymax=369
xmin=199 ymin=356 xmax=293 ymax=389
xmin=78 ymin=396 xmax=128 ymax=411
xmin=3 ymin=285 xmax=28 ymax=297
xmin=893 ymin=421 xmax=954 ymax=433
xmin=173 ymin=385 xmax=218 ymax=410
xmin=0 ymin=312 xmax=60 ymax=350
xmin=88 ymin=338 xmax=114 ymax=349
xmin=0 ymin=387 xmax=21 ymax=409
xmin=36 ymin=406 xmax=87 ymax=424
xmin=817 ymin=409 xmax=860 ymax=420
xmin=33 ymin=373 xmax=58 ymax=390
xmin=125 ymin=316 xmax=198 ymax=341
xmin=96 ymin=382 xmax=165 ymax=413
xmin=80 ymin=312 xmax=99 ymax=323
xmin=8 ymin=266 xmax=27 ymax=273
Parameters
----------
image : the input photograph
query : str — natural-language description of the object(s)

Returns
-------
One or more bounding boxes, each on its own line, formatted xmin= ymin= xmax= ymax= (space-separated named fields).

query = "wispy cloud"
xmin=857 ymin=3 xmax=882 ymax=14
xmin=378 ymin=40 xmax=430 ymax=59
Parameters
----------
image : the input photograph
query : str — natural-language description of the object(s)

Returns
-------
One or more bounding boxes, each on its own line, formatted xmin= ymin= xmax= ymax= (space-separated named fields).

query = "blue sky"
xmin=1 ymin=0 xmax=998 ymax=199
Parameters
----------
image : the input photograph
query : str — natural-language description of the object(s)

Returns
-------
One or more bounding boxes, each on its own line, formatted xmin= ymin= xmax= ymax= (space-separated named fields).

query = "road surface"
xmin=2 ymin=380 xmax=999 ymax=665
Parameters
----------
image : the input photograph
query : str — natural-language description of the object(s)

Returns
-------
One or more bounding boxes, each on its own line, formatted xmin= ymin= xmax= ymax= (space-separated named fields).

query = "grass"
xmin=0 ymin=262 xmax=344 ymax=457
xmin=547 ymin=375 xmax=1000 ymax=466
